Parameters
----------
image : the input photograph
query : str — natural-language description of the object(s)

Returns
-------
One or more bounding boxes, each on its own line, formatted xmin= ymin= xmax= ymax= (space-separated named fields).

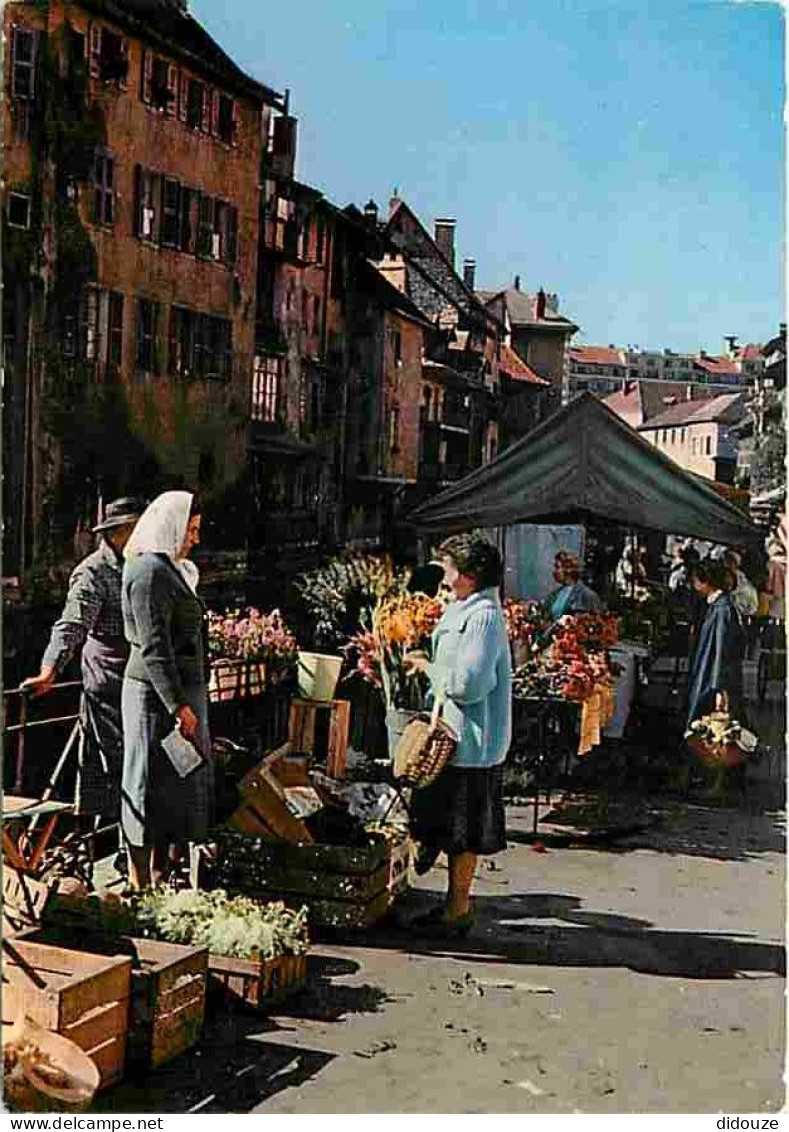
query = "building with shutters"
xmin=2 ymin=0 xmax=285 ymax=572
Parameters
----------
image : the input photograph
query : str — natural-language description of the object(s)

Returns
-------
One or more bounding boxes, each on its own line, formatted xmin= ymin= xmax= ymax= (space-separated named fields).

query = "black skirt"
xmin=410 ymin=763 xmax=507 ymax=856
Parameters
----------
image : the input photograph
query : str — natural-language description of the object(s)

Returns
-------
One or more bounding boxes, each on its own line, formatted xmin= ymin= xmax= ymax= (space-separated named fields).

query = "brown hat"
xmin=92 ymin=496 xmax=146 ymax=534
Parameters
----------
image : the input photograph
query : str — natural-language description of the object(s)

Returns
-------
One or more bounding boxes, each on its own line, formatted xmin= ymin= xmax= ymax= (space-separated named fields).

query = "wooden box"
xmin=208 ymin=659 xmax=268 ymax=703
xmin=125 ymin=938 xmax=207 ymax=1071
xmin=213 ymin=829 xmax=410 ymax=931
xmin=208 ymin=952 xmax=307 ymax=1012
xmin=18 ymin=929 xmax=207 ymax=1073
xmin=2 ymin=939 xmax=132 ymax=1090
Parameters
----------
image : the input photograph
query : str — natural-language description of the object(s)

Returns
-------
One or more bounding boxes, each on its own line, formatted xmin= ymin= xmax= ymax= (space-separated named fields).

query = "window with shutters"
xmin=251 ymin=355 xmax=281 ymax=422
xmin=186 ymin=78 xmax=204 ymax=129
xmin=169 ymin=306 xmax=196 ymax=378
xmin=212 ymin=201 xmax=227 ymax=261
xmin=135 ymin=167 xmax=159 ymax=241
xmin=160 ymin=178 xmax=181 ymax=247
xmin=136 ymin=299 xmax=159 ymax=372
xmin=179 ymin=187 xmax=194 ymax=252
xmin=92 ymin=26 xmax=128 ymax=85
xmin=196 ymin=194 xmax=214 ymax=258
xmin=194 ymin=313 xmax=232 ymax=380
xmin=7 ymin=193 xmax=31 ymax=230
xmin=83 ymin=288 xmax=100 ymax=363
xmin=217 ymin=93 xmax=235 ymax=144
xmin=107 ymin=292 xmax=124 ymax=374
xmin=11 ymin=27 xmax=36 ymax=100
xmin=93 ymin=152 xmax=114 ymax=225
xmin=150 ymin=56 xmax=170 ymax=110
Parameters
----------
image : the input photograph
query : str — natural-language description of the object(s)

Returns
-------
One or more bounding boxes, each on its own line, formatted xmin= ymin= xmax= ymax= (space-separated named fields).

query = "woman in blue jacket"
xmin=405 ymin=535 xmax=512 ymax=937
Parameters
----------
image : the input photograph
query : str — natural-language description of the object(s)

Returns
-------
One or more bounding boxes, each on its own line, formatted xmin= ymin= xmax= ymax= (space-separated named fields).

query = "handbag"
xmin=394 ymin=694 xmax=458 ymax=788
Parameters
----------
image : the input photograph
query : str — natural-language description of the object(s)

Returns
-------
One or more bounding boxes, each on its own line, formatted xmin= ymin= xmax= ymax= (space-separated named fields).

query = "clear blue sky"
xmin=193 ymin=0 xmax=784 ymax=353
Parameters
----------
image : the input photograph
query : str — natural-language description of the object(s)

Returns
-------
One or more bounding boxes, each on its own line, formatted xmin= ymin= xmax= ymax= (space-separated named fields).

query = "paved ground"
xmin=92 ymin=676 xmax=786 ymax=1115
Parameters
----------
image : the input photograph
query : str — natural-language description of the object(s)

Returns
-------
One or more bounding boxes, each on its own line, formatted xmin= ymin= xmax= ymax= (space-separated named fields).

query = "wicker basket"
xmin=686 ymin=692 xmax=752 ymax=769
xmin=394 ymin=698 xmax=457 ymax=788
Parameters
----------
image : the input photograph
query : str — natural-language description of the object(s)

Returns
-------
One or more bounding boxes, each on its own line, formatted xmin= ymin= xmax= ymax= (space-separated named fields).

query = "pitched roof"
xmin=738 ymin=343 xmax=763 ymax=361
xmin=499 ymin=343 xmax=549 ymax=385
xmin=604 ymin=381 xmax=718 ymax=427
xmin=693 ymin=355 xmax=740 ymax=376
xmin=82 ymin=0 xmax=284 ymax=105
xmin=361 ymin=261 xmax=435 ymax=330
xmin=483 ymin=288 xmax=578 ymax=331
xmin=638 ymin=393 xmax=745 ymax=431
xmin=569 ymin=345 xmax=624 ymax=367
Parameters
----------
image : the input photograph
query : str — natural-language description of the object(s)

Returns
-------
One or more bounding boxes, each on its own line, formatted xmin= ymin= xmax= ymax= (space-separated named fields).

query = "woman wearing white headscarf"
xmin=121 ymin=490 xmax=212 ymax=889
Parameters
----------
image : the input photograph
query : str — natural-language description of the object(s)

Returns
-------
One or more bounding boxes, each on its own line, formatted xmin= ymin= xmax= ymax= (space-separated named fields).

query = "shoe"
xmin=413 ymin=843 xmax=440 ymax=876
xmin=412 ymin=907 xmax=476 ymax=939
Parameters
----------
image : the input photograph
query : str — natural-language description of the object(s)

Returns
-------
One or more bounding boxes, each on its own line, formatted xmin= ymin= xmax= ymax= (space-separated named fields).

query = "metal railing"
xmin=4 ymin=682 xmax=82 ymax=795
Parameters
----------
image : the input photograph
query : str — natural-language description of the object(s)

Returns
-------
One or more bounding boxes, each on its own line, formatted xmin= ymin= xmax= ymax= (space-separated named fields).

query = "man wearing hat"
xmin=22 ymin=496 xmax=145 ymax=820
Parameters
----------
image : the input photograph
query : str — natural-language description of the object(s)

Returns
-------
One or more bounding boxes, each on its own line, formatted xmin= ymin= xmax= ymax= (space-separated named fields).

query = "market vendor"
xmin=404 ymin=534 xmax=512 ymax=939
xmin=21 ymin=496 xmax=146 ymax=820
xmin=685 ymin=558 xmax=745 ymax=727
xmin=549 ymin=550 xmax=602 ymax=621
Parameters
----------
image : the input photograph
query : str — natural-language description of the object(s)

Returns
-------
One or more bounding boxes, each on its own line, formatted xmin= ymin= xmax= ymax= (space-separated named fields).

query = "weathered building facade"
xmin=3 ymin=0 xmax=284 ymax=572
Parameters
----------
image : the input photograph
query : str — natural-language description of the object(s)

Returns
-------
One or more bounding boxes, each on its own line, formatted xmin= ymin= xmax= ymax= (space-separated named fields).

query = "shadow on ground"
xmin=358 ymin=890 xmax=786 ymax=982
xmin=92 ymin=954 xmax=392 ymax=1113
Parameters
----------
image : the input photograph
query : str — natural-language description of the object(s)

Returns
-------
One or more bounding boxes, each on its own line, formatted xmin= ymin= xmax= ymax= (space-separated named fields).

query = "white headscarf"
xmin=124 ymin=490 xmax=199 ymax=592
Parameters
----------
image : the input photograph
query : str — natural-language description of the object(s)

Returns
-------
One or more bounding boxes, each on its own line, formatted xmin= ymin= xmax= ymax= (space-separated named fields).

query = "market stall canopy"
xmin=408 ymin=392 xmax=756 ymax=545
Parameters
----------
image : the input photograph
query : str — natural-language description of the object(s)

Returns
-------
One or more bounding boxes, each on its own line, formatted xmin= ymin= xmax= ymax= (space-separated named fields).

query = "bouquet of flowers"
xmin=296 ymin=554 xmax=410 ymax=648
xmin=503 ymin=599 xmax=552 ymax=656
xmin=135 ymin=889 xmax=309 ymax=961
xmin=207 ymin=607 xmax=298 ymax=677
xmin=513 ymin=612 xmax=619 ymax=704
xmin=685 ymin=708 xmax=758 ymax=768
xmin=345 ymin=592 xmax=445 ymax=709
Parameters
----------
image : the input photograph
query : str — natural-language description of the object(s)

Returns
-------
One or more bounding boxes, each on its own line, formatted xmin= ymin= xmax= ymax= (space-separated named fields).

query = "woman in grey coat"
xmin=121 ymin=491 xmax=213 ymax=889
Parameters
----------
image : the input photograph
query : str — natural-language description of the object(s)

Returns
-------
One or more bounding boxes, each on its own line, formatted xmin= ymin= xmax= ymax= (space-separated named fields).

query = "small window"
xmin=11 ymin=27 xmax=36 ymax=100
xmin=671 ymin=428 xmax=676 ymax=445
xmin=93 ymin=152 xmax=114 ymax=225
xmin=389 ymin=403 xmax=400 ymax=453
xmin=135 ymin=166 xmax=160 ymax=240
xmin=186 ymin=78 xmax=204 ymax=129
xmin=136 ymin=298 xmax=159 ymax=372
xmin=705 ymin=435 xmax=712 ymax=456
xmin=392 ymin=327 xmax=403 ymax=367
xmin=196 ymin=194 xmax=214 ymax=258
xmin=252 ymin=355 xmax=281 ymax=422
xmin=7 ymin=192 xmax=31 ymax=229
xmin=150 ymin=56 xmax=170 ymax=110
xmin=95 ymin=27 xmax=128 ymax=84
xmin=160 ymin=178 xmax=181 ymax=247
xmin=691 ymin=437 xmax=697 ymax=455
xmin=107 ymin=291 xmax=124 ymax=373
xmin=179 ymin=186 xmax=193 ymax=252
xmin=217 ymin=93 xmax=235 ymax=144
xmin=169 ymin=306 xmax=196 ymax=377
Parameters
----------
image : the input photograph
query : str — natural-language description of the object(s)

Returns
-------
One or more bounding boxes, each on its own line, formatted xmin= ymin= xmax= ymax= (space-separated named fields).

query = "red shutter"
xmin=210 ymin=89 xmax=220 ymax=137
xmin=178 ymin=71 xmax=188 ymax=122
xmin=141 ymin=48 xmax=152 ymax=104
xmin=88 ymin=23 xmax=101 ymax=79
xmin=201 ymin=85 xmax=211 ymax=132
xmin=231 ymin=99 xmax=240 ymax=147
xmin=166 ymin=63 xmax=178 ymax=117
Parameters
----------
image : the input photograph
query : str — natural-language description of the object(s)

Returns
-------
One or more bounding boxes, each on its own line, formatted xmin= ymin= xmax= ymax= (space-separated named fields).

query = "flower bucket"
xmin=297 ymin=652 xmax=343 ymax=702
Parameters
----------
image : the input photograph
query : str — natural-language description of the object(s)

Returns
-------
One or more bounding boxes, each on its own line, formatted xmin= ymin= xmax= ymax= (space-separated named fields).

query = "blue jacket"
xmin=425 ymin=587 xmax=513 ymax=769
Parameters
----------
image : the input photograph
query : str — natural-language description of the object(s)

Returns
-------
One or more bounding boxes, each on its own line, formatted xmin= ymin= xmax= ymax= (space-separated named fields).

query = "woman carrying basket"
xmin=404 ymin=535 xmax=512 ymax=938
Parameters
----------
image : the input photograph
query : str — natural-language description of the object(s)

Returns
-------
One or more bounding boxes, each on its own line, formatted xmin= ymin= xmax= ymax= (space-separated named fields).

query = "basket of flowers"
xmin=684 ymin=693 xmax=758 ymax=769
xmin=207 ymin=608 xmax=298 ymax=703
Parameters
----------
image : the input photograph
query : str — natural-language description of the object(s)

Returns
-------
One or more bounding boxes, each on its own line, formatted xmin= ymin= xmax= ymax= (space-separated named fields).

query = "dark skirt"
xmin=410 ymin=763 xmax=507 ymax=856
xmin=77 ymin=638 xmax=126 ymax=819
xmin=121 ymin=676 xmax=213 ymax=849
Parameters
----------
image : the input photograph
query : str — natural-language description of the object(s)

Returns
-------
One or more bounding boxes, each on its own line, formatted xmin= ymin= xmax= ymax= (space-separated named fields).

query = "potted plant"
xmin=207 ymin=607 xmax=298 ymax=702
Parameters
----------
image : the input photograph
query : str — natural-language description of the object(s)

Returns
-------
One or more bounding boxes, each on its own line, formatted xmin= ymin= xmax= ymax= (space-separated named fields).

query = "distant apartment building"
xmin=3 ymin=0 xmax=284 ymax=571
xmin=569 ymin=340 xmax=757 ymax=398
xmin=637 ymin=393 xmax=746 ymax=485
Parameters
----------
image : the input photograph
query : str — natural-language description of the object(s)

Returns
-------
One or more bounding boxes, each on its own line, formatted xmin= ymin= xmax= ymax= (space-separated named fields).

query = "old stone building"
xmin=3 ymin=0 xmax=284 ymax=571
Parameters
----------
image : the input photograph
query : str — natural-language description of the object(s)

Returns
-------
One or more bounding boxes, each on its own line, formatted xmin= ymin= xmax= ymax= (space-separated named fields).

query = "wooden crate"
xmin=213 ymin=829 xmax=410 ymax=931
xmin=2 ymin=938 xmax=131 ymax=1090
xmin=289 ymin=698 xmax=350 ymax=779
xmin=125 ymin=939 xmax=207 ymax=1071
xmin=18 ymin=929 xmax=207 ymax=1073
xmin=208 ymin=952 xmax=307 ymax=1012
xmin=208 ymin=659 xmax=268 ymax=703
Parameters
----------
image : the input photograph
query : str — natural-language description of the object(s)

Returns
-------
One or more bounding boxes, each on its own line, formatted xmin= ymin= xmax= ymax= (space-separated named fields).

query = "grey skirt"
xmin=121 ymin=676 xmax=213 ymax=848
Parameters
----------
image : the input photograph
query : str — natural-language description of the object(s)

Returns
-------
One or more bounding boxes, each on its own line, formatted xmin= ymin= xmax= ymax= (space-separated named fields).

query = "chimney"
xmin=536 ymin=288 xmax=547 ymax=320
xmin=462 ymin=258 xmax=476 ymax=291
xmin=724 ymin=334 xmax=739 ymax=357
xmin=389 ymin=188 xmax=401 ymax=217
xmin=434 ymin=218 xmax=456 ymax=267
xmin=363 ymin=199 xmax=379 ymax=228
xmin=513 ymin=274 xmax=521 ymax=292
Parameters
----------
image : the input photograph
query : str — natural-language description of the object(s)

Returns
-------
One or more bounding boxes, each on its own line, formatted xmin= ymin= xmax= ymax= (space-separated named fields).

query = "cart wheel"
xmin=757 ymin=651 xmax=769 ymax=703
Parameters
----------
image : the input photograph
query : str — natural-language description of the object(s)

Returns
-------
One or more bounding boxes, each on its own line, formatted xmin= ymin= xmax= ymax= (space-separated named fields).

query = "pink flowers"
xmin=207 ymin=607 xmax=298 ymax=672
